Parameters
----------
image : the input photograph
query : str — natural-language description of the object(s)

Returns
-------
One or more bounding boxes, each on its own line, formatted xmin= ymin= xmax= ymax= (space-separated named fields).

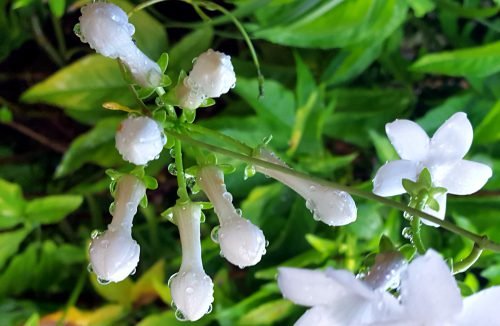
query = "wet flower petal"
xmin=400 ymin=250 xmax=462 ymax=322
xmin=438 ymin=160 xmax=492 ymax=195
xmin=386 ymin=119 xmax=430 ymax=161
xmin=295 ymin=306 xmax=336 ymax=326
xmin=428 ymin=112 xmax=473 ymax=164
xmin=373 ymin=160 xmax=420 ymax=196
xmin=459 ymin=287 xmax=500 ymax=325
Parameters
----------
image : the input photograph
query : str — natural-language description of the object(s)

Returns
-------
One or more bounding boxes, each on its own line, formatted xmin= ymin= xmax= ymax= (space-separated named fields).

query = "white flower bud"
xmin=89 ymin=175 xmax=145 ymax=283
xmin=115 ymin=116 xmax=166 ymax=165
xmin=170 ymin=203 xmax=214 ymax=321
xmin=176 ymin=78 xmax=205 ymax=109
xmin=256 ymin=149 xmax=357 ymax=226
xmin=197 ymin=166 xmax=266 ymax=268
xmin=78 ymin=2 xmax=162 ymax=87
xmin=186 ymin=49 xmax=236 ymax=98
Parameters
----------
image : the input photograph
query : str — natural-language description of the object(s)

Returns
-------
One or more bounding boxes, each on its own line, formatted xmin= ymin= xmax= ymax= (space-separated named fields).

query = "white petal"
xmin=386 ymin=119 xmax=430 ymax=161
xmin=277 ymin=267 xmax=347 ymax=307
xmin=421 ymin=193 xmax=447 ymax=227
xmin=458 ymin=286 xmax=500 ymax=325
xmin=438 ymin=160 xmax=492 ymax=195
xmin=295 ymin=306 xmax=336 ymax=326
xmin=429 ymin=112 xmax=473 ymax=163
xmin=325 ymin=269 xmax=374 ymax=300
xmin=373 ymin=160 xmax=420 ymax=197
xmin=400 ymin=250 xmax=462 ymax=322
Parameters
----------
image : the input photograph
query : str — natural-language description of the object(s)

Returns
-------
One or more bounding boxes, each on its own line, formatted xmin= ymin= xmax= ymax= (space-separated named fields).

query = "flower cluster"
xmin=278 ymin=250 xmax=500 ymax=325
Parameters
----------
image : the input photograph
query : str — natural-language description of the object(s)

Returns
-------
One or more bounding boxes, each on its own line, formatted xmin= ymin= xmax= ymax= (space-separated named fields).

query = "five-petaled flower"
xmin=373 ymin=112 xmax=492 ymax=225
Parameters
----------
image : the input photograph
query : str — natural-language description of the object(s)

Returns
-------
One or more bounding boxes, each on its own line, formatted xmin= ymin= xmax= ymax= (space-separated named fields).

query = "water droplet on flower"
xmin=73 ymin=23 xmax=82 ymax=39
xmin=168 ymin=163 xmax=177 ymax=176
xmin=265 ymin=240 xmax=270 ymax=248
xmin=219 ymin=250 xmax=225 ymax=258
xmin=403 ymin=211 xmax=413 ymax=221
xmin=169 ymin=148 xmax=176 ymax=158
xmin=175 ymin=309 xmax=186 ymax=321
xmin=109 ymin=202 xmax=116 ymax=215
xmin=402 ymin=227 xmax=413 ymax=240
xmin=309 ymin=185 xmax=316 ymax=191
xmin=87 ymin=263 xmax=94 ymax=273
xmin=155 ymin=97 xmax=164 ymax=107
xmin=97 ymin=277 xmax=110 ymax=285
xmin=222 ymin=191 xmax=233 ymax=202
xmin=211 ymin=226 xmax=220 ymax=243
xmin=91 ymin=229 xmax=100 ymax=239
xmin=167 ymin=273 xmax=178 ymax=288
xmin=235 ymin=208 xmax=242 ymax=216
xmin=130 ymin=268 xmax=136 ymax=276
xmin=185 ymin=287 xmax=194 ymax=294
xmin=206 ymin=304 xmax=213 ymax=314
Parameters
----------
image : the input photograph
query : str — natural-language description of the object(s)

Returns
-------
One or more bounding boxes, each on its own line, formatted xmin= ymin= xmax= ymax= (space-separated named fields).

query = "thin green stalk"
xmin=31 ymin=15 xmax=64 ymax=67
xmin=155 ymin=88 xmax=177 ymax=118
xmin=174 ymin=138 xmax=190 ymax=202
xmin=117 ymin=60 xmax=150 ymax=114
xmin=51 ymin=15 xmax=67 ymax=60
xmin=164 ymin=129 xmax=500 ymax=252
xmin=410 ymin=201 xmax=426 ymax=255
xmin=453 ymin=244 xmax=483 ymax=274
xmin=57 ymin=267 xmax=87 ymax=326
xmin=128 ymin=0 xmax=168 ymax=17
xmin=183 ymin=123 xmax=253 ymax=155
xmin=196 ymin=0 xmax=264 ymax=96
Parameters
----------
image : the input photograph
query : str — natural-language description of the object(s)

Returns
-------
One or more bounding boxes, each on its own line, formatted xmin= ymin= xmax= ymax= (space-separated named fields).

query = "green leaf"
xmin=253 ymin=0 xmax=407 ymax=49
xmin=48 ymin=0 xmax=65 ymax=17
xmin=169 ymin=27 xmax=214 ymax=76
xmin=379 ymin=235 xmax=396 ymax=252
xmin=322 ymin=42 xmax=383 ymax=85
xmin=21 ymin=55 xmax=135 ymax=112
xmin=435 ymin=0 xmax=499 ymax=18
xmin=475 ymin=100 xmax=500 ymax=144
xmin=25 ymin=195 xmax=83 ymax=225
xmin=138 ymin=311 xmax=212 ymax=326
xmin=234 ymin=78 xmax=295 ymax=149
xmin=0 ymin=227 xmax=30 ymax=270
xmin=238 ymin=299 xmax=294 ymax=325
xmin=90 ymin=275 xmax=134 ymax=306
xmin=55 ymin=118 xmax=122 ymax=177
xmin=0 ymin=242 xmax=37 ymax=297
xmin=0 ymin=179 xmax=26 ymax=229
xmin=408 ymin=0 xmax=435 ymax=17
xmin=0 ymin=106 xmax=13 ymax=123
xmin=305 ymin=234 xmax=337 ymax=255
xmin=410 ymin=41 xmax=500 ymax=78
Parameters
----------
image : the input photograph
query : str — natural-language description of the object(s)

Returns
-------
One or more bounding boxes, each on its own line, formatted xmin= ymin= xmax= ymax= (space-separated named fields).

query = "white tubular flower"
xmin=389 ymin=250 xmax=500 ymax=325
xmin=255 ymin=149 xmax=357 ymax=226
xmin=187 ymin=49 xmax=236 ymax=98
xmin=175 ymin=78 xmax=205 ymax=110
xmin=278 ymin=264 xmax=402 ymax=326
xmin=373 ymin=112 xmax=492 ymax=226
xmin=170 ymin=202 xmax=214 ymax=322
xmin=197 ymin=165 xmax=266 ymax=268
xmin=89 ymin=174 xmax=145 ymax=283
xmin=78 ymin=2 xmax=161 ymax=87
xmin=115 ymin=116 xmax=166 ymax=165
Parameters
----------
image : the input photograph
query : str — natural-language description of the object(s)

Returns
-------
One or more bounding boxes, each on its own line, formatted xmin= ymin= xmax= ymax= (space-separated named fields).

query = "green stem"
xmin=31 ymin=15 xmax=64 ymax=67
xmin=51 ymin=15 xmax=67 ymax=60
xmin=183 ymin=123 xmax=253 ymax=155
xmin=155 ymin=88 xmax=177 ymax=118
xmin=196 ymin=0 xmax=264 ymax=96
xmin=410 ymin=201 xmax=426 ymax=254
xmin=453 ymin=244 xmax=483 ymax=274
xmin=117 ymin=60 xmax=150 ymax=114
xmin=174 ymin=138 xmax=190 ymax=202
xmin=128 ymin=0 xmax=168 ymax=17
xmin=164 ymin=129 xmax=500 ymax=252
xmin=57 ymin=267 xmax=87 ymax=326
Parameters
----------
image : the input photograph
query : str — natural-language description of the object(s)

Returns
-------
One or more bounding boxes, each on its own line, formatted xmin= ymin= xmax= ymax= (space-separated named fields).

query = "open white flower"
xmin=278 ymin=254 xmax=404 ymax=326
xmin=373 ymin=112 xmax=492 ymax=225
xmin=169 ymin=202 xmax=214 ymax=322
xmin=89 ymin=174 xmax=145 ymax=283
xmin=197 ymin=165 xmax=266 ymax=268
xmin=176 ymin=49 xmax=236 ymax=109
xmin=388 ymin=250 xmax=500 ymax=325
xmin=256 ymin=149 xmax=357 ymax=226
xmin=78 ymin=2 xmax=162 ymax=87
xmin=115 ymin=116 xmax=166 ymax=165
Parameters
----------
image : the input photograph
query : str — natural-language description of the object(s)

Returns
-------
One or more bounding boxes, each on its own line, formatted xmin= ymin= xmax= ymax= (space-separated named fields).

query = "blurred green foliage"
xmin=1 ymin=0 xmax=500 ymax=325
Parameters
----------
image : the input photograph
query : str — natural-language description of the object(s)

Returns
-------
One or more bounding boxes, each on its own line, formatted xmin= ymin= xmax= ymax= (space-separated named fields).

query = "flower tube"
xmin=78 ymin=2 xmax=162 ymax=87
xmin=197 ymin=165 xmax=266 ymax=268
xmin=255 ymin=149 xmax=357 ymax=226
xmin=89 ymin=174 xmax=145 ymax=283
xmin=169 ymin=202 xmax=214 ymax=321
xmin=115 ymin=116 xmax=166 ymax=166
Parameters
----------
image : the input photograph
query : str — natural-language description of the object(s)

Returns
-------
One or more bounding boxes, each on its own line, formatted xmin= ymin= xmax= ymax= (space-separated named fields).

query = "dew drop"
xmin=402 ymin=227 xmax=413 ymax=240
xmin=211 ymin=226 xmax=220 ymax=243
xmin=222 ymin=191 xmax=233 ymax=202
xmin=73 ymin=23 xmax=82 ymax=39
xmin=175 ymin=309 xmax=187 ymax=321
xmin=168 ymin=163 xmax=178 ymax=176
xmin=235 ymin=208 xmax=242 ymax=216
xmin=265 ymin=240 xmax=270 ymax=248
xmin=168 ymin=273 xmax=178 ymax=288
xmin=169 ymin=148 xmax=176 ymax=158
xmin=97 ymin=277 xmax=110 ymax=285
xmin=91 ymin=229 xmax=100 ymax=239
xmin=403 ymin=211 xmax=413 ymax=221
xmin=185 ymin=287 xmax=194 ymax=294
xmin=130 ymin=268 xmax=137 ymax=276
xmin=87 ymin=263 xmax=94 ymax=273
xmin=155 ymin=96 xmax=164 ymax=107
xmin=206 ymin=304 xmax=213 ymax=314
xmin=309 ymin=185 xmax=316 ymax=191
xmin=219 ymin=250 xmax=225 ymax=258
xmin=109 ymin=202 xmax=116 ymax=215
